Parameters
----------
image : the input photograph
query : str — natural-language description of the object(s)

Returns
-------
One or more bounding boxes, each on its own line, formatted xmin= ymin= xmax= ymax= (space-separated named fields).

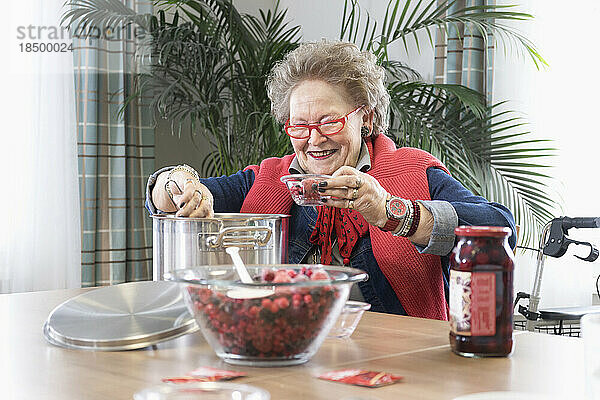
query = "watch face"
xmin=388 ymin=198 xmax=407 ymax=219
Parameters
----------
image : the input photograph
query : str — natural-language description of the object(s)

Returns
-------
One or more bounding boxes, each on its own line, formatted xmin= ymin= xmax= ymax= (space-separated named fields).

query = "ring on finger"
xmin=356 ymin=176 xmax=363 ymax=188
xmin=195 ymin=191 xmax=211 ymax=205
xmin=193 ymin=191 xmax=205 ymax=209
xmin=348 ymin=199 xmax=354 ymax=209
xmin=352 ymin=188 xmax=358 ymax=200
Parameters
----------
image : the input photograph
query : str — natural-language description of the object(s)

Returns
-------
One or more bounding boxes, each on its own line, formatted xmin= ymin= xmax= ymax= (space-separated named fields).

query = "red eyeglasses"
xmin=284 ymin=106 xmax=364 ymax=139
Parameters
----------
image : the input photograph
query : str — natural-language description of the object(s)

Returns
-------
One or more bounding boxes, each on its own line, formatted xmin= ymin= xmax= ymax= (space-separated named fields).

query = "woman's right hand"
xmin=152 ymin=170 xmax=215 ymax=218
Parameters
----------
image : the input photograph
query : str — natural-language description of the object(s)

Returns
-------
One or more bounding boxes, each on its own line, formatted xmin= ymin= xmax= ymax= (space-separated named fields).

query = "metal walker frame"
xmin=514 ymin=217 xmax=600 ymax=335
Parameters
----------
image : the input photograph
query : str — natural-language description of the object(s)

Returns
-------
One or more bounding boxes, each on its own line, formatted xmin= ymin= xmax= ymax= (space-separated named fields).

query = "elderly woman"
xmin=146 ymin=41 xmax=516 ymax=320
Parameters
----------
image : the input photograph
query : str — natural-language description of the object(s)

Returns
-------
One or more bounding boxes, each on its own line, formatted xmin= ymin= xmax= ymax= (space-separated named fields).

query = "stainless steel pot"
xmin=152 ymin=213 xmax=289 ymax=280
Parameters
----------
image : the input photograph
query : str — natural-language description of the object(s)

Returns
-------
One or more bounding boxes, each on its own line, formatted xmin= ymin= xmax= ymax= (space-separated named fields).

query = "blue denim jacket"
xmin=146 ymin=167 xmax=516 ymax=315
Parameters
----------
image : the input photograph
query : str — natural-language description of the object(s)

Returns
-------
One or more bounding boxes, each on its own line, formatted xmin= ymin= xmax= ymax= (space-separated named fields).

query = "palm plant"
xmin=338 ymin=0 xmax=557 ymax=246
xmin=64 ymin=0 xmax=299 ymax=174
xmin=62 ymin=0 xmax=560 ymax=245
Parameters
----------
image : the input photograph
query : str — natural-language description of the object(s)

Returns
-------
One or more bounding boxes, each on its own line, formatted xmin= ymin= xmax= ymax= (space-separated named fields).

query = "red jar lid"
xmin=454 ymin=225 xmax=512 ymax=237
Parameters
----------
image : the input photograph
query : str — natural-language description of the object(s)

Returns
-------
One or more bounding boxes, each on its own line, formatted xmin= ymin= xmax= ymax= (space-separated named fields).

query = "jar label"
xmin=471 ymin=272 xmax=496 ymax=335
xmin=449 ymin=270 xmax=497 ymax=336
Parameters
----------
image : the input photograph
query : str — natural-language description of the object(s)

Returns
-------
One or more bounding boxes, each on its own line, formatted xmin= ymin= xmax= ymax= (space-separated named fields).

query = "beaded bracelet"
xmin=405 ymin=200 xmax=421 ymax=237
xmin=398 ymin=200 xmax=414 ymax=237
xmin=165 ymin=164 xmax=200 ymax=200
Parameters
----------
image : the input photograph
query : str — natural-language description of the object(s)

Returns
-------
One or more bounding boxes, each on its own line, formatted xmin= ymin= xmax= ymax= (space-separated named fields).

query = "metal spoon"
xmin=225 ymin=247 xmax=274 ymax=299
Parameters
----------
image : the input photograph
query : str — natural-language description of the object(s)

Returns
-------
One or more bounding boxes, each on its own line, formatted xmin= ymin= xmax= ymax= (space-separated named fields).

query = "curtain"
xmin=434 ymin=0 xmax=495 ymax=104
xmin=73 ymin=1 xmax=154 ymax=287
xmin=1 ymin=0 xmax=80 ymax=293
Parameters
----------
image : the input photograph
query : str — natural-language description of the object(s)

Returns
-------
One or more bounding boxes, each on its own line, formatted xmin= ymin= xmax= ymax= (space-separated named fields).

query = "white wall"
xmin=278 ymin=0 xmax=435 ymax=81
xmin=494 ymin=1 xmax=600 ymax=308
xmin=233 ymin=0 xmax=274 ymax=16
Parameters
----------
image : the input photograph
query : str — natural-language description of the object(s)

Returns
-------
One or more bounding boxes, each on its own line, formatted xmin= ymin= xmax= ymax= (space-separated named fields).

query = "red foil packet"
xmin=318 ymin=369 xmax=403 ymax=388
xmin=162 ymin=367 xmax=247 ymax=383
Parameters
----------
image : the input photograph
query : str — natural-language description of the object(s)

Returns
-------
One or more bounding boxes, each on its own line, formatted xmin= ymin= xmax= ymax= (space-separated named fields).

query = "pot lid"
xmin=43 ymin=281 xmax=198 ymax=351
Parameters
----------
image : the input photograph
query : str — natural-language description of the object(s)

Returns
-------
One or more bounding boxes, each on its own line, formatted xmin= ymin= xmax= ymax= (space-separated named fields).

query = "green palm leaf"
xmin=341 ymin=0 xmax=547 ymax=68
xmin=387 ymin=82 xmax=558 ymax=245
xmin=62 ymin=0 xmax=154 ymax=32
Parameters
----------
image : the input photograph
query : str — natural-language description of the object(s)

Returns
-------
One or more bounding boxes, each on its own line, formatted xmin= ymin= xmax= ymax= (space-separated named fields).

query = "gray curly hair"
xmin=267 ymin=41 xmax=390 ymax=136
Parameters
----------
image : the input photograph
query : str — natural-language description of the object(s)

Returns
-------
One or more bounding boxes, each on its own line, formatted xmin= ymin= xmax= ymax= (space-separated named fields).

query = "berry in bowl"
xmin=165 ymin=265 xmax=367 ymax=367
xmin=280 ymin=174 xmax=331 ymax=206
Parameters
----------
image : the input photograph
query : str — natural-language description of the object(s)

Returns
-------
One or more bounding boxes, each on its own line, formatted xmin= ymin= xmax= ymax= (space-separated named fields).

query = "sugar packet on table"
xmin=318 ymin=369 xmax=403 ymax=388
xmin=162 ymin=366 xmax=247 ymax=383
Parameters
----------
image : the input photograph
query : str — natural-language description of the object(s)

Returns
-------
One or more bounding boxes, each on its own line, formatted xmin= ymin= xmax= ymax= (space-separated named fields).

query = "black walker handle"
xmin=543 ymin=216 xmax=600 ymax=261
xmin=560 ymin=217 xmax=600 ymax=230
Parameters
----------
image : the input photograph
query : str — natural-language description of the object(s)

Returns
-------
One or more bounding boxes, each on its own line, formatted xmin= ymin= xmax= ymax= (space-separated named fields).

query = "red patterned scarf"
xmin=309 ymin=207 xmax=369 ymax=265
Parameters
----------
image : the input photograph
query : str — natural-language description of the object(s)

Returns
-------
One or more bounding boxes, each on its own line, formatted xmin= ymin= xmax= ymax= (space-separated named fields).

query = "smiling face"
xmin=288 ymin=80 xmax=365 ymax=175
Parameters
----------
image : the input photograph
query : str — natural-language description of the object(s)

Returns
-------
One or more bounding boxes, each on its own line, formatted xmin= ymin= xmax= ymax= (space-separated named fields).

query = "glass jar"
xmin=449 ymin=226 xmax=515 ymax=357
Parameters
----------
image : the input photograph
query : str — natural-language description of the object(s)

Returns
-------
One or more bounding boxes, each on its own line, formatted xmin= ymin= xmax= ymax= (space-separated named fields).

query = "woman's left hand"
xmin=319 ymin=166 xmax=388 ymax=228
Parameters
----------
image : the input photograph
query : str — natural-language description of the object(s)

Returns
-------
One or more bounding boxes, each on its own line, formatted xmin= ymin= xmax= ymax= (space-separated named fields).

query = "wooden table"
xmin=0 ymin=288 xmax=585 ymax=399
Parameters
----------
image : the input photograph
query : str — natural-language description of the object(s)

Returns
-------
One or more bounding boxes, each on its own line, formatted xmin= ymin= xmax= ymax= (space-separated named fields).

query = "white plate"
xmin=453 ymin=392 xmax=556 ymax=400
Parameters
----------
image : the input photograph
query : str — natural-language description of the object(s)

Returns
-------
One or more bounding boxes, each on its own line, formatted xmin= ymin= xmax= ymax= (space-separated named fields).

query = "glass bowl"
xmin=280 ymin=174 xmax=331 ymax=206
xmin=165 ymin=265 xmax=367 ymax=367
xmin=327 ymin=300 xmax=371 ymax=339
xmin=133 ymin=382 xmax=270 ymax=400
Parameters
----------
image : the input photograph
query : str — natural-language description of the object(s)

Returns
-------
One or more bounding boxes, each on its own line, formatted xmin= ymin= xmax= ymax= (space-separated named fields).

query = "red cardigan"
xmin=240 ymin=134 xmax=449 ymax=320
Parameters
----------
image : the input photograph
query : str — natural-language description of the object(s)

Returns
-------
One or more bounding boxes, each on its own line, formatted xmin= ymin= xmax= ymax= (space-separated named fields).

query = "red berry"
xmin=261 ymin=298 xmax=272 ymax=308
xmin=273 ymin=270 xmax=292 ymax=283
xmin=310 ymin=269 xmax=330 ymax=280
xmin=253 ymin=337 xmax=272 ymax=353
xmin=249 ymin=305 xmax=260 ymax=316
xmin=304 ymin=294 xmax=313 ymax=304
xmin=262 ymin=270 xmax=275 ymax=282
xmin=275 ymin=297 xmax=290 ymax=309
xmin=459 ymin=244 xmax=474 ymax=259
xmin=475 ymin=253 xmax=489 ymax=265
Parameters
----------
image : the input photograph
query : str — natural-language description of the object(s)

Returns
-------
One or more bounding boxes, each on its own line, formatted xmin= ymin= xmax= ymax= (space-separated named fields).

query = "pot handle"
xmin=205 ymin=226 xmax=272 ymax=249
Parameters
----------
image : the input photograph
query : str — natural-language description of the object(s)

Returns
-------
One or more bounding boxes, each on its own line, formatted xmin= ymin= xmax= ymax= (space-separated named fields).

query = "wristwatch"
xmin=382 ymin=195 xmax=409 ymax=232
